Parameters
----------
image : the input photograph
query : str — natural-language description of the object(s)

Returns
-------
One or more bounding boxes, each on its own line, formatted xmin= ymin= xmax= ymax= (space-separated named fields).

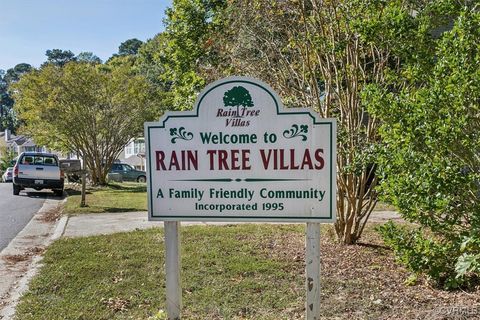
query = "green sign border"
xmin=146 ymin=79 xmax=335 ymax=221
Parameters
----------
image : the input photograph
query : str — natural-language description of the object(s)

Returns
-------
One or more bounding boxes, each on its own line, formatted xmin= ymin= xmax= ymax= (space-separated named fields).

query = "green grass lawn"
xmin=13 ymin=224 xmax=480 ymax=320
xmin=15 ymin=225 xmax=305 ymax=320
xmin=64 ymin=182 xmax=147 ymax=214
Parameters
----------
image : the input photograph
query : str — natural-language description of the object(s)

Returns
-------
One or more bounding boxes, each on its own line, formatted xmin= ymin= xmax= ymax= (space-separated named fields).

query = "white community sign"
xmin=146 ymin=77 xmax=336 ymax=222
xmin=145 ymin=76 xmax=336 ymax=319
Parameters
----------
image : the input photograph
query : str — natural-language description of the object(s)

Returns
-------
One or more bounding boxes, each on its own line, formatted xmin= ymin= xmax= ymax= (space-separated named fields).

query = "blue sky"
xmin=0 ymin=0 xmax=171 ymax=70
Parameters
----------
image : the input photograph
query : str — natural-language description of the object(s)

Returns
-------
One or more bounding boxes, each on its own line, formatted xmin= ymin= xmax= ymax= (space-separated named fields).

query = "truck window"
xmin=21 ymin=156 xmax=33 ymax=164
xmin=43 ymin=157 xmax=57 ymax=166
xmin=21 ymin=155 xmax=58 ymax=166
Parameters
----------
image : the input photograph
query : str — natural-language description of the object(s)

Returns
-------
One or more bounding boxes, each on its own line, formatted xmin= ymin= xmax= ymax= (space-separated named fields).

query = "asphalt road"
xmin=0 ymin=183 xmax=51 ymax=251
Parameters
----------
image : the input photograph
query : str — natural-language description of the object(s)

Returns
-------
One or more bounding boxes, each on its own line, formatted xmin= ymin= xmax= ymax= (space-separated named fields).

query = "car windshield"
xmin=21 ymin=155 xmax=58 ymax=166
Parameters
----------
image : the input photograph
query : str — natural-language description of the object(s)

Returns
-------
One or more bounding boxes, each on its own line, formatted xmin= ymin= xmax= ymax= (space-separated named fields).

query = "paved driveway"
xmin=0 ymin=183 xmax=52 ymax=251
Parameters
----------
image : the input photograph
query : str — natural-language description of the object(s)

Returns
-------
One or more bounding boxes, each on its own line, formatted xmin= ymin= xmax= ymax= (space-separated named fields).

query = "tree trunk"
xmin=80 ymin=171 xmax=87 ymax=207
xmin=80 ymin=157 xmax=87 ymax=207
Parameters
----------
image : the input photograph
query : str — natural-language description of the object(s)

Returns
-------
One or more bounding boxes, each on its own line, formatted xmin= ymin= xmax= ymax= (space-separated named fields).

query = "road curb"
xmin=0 ymin=197 xmax=65 ymax=320
xmin=52 ymin=215 xmax=69 ymax=241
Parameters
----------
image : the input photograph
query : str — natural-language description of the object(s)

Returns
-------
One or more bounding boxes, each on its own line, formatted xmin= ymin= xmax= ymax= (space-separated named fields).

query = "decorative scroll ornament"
xmin=170 ymin=127 xmax=193 ymax=144
xmin=283 ymin=124 xmax=308 ymax=141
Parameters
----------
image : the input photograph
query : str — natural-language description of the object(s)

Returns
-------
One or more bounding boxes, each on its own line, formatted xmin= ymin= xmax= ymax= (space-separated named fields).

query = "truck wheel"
xmin=137 ymin=175 xmax=146 ymax=183
xmin=13 ymin=184 xmax=20 ymax=195
xmin=54 ymin=189 xmax=64 ymax=197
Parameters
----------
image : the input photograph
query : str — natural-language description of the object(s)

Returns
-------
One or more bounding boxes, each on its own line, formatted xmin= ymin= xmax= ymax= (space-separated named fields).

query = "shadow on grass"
xmin=65 ymin=189 xmax=92 ymax=196
xmin=356 ymin=242 xmax=391 ymax=251
xmin=106 ymin=183 xmax=146 ymax=193
xmin=103 ymin=207 xmax=145 ymax=213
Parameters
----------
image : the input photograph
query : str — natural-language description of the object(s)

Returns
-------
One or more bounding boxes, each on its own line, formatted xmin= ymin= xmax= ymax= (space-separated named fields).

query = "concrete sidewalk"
xmin=61 ymin=212 xmax=275 ymax=238
xmin=59 ymin=210 xmax=402 ymax=238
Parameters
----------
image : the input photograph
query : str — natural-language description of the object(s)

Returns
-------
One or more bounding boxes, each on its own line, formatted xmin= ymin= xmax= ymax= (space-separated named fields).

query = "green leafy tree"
xmin=223 ymin=86 xmax=253 ymax=117
xmin=118 ymin=38 xmax=144 ymax=56
xmin=13 ymin=62 xmax=158 ymax=185
xmin=0 ymin=147 xmax=16 ymax=171
xmin=0 ymin=63 xmax=33 ymax=131
xmin=76 ymin=52 xmax=102 ymax=64
xmin=0 ymin=70 xmax=9 ymax=131
xmin=135 ymin=0 xmax=228 ymax=110
xmin=44 ymin=49 xmax=77 ymax=67
xmin=4 ymin=63 xmax=33 ymax=83
xmin=368 ymin=8 xmax=480 ymax=289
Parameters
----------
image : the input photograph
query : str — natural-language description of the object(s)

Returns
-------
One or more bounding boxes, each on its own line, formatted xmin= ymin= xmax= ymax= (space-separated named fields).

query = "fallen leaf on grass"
xmin=112 ymin=276 xmax=123 ymax=284
xmin=101 ymin=297 xmax=131 ymax=312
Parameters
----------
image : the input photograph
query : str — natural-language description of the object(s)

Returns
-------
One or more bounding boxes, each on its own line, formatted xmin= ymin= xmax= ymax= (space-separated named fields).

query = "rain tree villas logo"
xmin=217 ymin=86 xmax=260 ymax=127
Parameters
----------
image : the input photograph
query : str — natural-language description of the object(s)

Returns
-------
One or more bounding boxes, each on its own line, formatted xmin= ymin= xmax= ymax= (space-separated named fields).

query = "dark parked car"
xmin=110 ymin=163 xmax=146 ymax=183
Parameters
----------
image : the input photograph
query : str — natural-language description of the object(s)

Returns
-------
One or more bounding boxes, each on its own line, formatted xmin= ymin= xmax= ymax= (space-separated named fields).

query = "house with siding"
xmin=1 ymin=129 xmax=50 ymax=158
xmin=117 ymin=137 xmax=146 ymax=170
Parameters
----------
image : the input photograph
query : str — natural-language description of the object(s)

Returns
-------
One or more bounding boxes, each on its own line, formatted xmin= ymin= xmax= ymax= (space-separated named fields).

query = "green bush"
xmin=378 ymin=223 xmax=479 ymax=289
xmin=368 ymin=7 xmax=480 ymax=289
xmin=0 ymin=148 xmax=16 ymax=171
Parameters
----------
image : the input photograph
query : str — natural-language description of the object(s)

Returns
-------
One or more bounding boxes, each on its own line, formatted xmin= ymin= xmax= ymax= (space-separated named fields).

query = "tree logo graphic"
xmin=223 ymin=86 xmax=254 ymax=117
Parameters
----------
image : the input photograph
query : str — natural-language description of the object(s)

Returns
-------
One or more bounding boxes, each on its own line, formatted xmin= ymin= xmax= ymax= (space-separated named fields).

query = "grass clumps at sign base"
xmin=64 ymin=182 xmax=147 ymax=214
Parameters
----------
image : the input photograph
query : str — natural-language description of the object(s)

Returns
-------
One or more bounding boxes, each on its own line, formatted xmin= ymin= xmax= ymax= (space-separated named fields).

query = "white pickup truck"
xmin=12 ymin=152 xmax=64 ymax=196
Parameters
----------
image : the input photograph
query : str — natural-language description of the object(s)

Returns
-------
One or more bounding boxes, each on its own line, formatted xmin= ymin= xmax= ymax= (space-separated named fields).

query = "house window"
xmin=125 ymin=142 xmax=134 ymax=156
xmin=125 ymin=139 xmax=145 ymax=157
xmin=134 ymin=139 xmax=145 ymax=154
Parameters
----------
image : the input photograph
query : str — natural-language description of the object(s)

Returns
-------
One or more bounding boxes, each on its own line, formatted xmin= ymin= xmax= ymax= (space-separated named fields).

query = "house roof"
xmin=4 ymin=135 xmax=38 ymax=148
xmin=19 ymin=137 xmax=36 ymax=147
xmin=7 ymin=136 xmax=24 ymax=146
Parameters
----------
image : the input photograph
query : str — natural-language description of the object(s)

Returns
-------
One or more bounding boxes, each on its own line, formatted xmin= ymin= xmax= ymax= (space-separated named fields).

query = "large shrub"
xmin=368 ymin=9 xmax=480 ymax=289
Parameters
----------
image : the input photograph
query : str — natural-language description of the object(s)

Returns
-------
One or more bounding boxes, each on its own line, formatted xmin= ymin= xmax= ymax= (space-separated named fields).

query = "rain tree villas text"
xmin=216 ymin=107 xmax=260 ymax=127
xmin=154 ymin=131 xmax=325 ymax=171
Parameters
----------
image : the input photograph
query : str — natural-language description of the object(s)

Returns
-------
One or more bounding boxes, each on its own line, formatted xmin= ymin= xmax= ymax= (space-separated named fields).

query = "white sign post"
xmin=145 ymin=76 xmax=336 ymax=319
xmin=164 ymin=221 xmax=181 ymax=319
